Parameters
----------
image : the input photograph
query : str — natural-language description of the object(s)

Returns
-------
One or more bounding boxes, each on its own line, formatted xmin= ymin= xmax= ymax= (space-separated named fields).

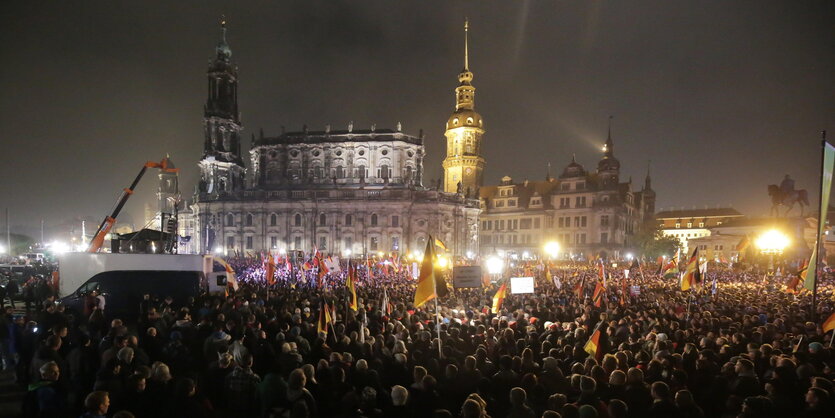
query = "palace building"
xmin=189 ymin=20 xmax=480 ymax=256
xmin=478 ymin=126 xmax=656 ymax=259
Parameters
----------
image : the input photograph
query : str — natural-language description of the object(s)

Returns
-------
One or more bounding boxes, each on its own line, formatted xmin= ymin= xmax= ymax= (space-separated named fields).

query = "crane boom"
xmin=87 ymin=160 xmax=168 ymax=252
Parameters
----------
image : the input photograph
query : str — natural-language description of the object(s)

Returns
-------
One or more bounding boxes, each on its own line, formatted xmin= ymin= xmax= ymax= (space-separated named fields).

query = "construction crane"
xmin=87 ymin=159 xmax=178 ymax=252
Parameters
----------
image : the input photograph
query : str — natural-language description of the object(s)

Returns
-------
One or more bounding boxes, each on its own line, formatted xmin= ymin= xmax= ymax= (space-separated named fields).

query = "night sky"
xmin=1 ymin=1 xmax=834 ymax=238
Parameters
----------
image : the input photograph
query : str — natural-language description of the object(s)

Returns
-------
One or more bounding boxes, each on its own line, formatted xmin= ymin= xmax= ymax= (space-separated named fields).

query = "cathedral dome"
xmin=446 ymin=109 xmax=483 ymax=130
xmin=560 ymin=156 xmax=586 ymax=178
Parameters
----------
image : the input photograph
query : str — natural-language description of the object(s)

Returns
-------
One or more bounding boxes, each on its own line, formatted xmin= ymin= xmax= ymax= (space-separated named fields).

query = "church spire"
xmin=455 ymin=18 xmax=475 ymax=110
xmin=604 ymin=115 xmax=614 ymax=157
xmin=216 ymin=15 xmax=232 ymax=62
xmin=464 ymin=18 xmax=469 ymax=71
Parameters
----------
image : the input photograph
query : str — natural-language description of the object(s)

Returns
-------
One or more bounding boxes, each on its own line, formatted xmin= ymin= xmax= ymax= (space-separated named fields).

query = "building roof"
xmin=655 ymin=208 xmax=743 ymax=219
xmin=255 ymin=128 xmax=423 ymax=146
xmin=479 ymin=179 xmax=559 ymax=210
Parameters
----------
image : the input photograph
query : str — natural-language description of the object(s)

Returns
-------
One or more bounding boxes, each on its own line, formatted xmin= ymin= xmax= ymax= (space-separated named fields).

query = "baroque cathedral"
xmin=190 ymin=20 xmax=482 ymax=257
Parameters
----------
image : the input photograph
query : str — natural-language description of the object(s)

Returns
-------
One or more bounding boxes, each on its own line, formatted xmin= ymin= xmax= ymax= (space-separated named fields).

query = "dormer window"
xmin=453 ymin=118 xmax=459 ymax=126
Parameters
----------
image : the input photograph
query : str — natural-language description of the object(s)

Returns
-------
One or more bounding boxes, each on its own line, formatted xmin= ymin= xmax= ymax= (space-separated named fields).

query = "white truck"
xmin=57 ymin=252 xmax=237 ymax=319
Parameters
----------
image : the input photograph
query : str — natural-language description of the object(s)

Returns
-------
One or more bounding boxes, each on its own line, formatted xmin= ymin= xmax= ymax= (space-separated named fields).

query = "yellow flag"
xmin=414 ymin=237 xmax=437 ymax=307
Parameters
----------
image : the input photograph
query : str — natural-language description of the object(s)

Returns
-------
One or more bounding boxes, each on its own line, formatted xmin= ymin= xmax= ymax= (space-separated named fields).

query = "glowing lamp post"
xmin=544 ymin=241 xmax=560 ymax=260
xmin=756 ymin=229 xmax=789 ymax=273
xmin=486 ymin=256 xmax=504 ymax=283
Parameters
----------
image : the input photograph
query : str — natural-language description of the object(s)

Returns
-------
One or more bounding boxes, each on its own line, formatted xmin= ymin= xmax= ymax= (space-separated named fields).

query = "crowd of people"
xmin=2 ymin=253 xmax=835 ymax=418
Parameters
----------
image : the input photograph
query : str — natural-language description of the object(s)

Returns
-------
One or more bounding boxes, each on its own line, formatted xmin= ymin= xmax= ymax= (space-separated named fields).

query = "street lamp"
xmin=544 ymin=241 xmax=560 ymax=259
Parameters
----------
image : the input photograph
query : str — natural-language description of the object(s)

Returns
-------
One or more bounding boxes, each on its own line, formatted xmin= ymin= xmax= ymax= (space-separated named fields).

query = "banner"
xmin=510 ymin=276 xmax=535 ymax=294
xmin=453 ymin=266 xmax=483 ymax=288
xmin=805 ymin=141 xmax=835 ymax=291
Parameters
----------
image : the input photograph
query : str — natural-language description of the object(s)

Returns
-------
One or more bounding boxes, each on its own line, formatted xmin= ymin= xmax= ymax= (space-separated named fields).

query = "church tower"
xmin=198 ymin=17 xmax=246 ymax=196
xmin=442 ymin=19 xmax=485 ymax=195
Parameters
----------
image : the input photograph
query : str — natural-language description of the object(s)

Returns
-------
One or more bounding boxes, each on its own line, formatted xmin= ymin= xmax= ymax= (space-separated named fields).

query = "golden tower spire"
xmin=464 ymin=18 xmax=469 ymax=71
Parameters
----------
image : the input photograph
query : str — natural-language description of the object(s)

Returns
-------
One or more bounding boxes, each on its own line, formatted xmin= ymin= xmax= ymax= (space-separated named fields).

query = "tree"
xmin=631 ymin=221 xmax=680 ymax=259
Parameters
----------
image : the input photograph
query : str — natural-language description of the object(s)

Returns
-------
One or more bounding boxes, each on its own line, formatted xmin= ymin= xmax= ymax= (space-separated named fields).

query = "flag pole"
xmin=830 ymin=329 xmax=835 ymax=348
xmin=812 ymin=132 xmax=828 ymax=323
xmin=435 ymin=294 xmax=443 ymax=359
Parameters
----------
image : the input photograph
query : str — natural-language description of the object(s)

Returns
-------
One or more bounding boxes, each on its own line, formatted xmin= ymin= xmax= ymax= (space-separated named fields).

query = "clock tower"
xmin=442 ymin=19 xmax=485 ymax=195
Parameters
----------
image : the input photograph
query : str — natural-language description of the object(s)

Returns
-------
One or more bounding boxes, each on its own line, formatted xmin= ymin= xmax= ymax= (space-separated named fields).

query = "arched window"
xmin=345 ymin=214 xmax=353 ymax=226
xmin=335 ymin=166 xmax=345 ymax=178
xmin=245 ymin=213 xmax=253 ymax=226
xmin=319 ymin=213 xmax=327 ymax=226
xmin=357 ymin=165 xmax=366 ymax=179
xmin=377 ymin=165 xmax=390 ymax=179
xmin=226 ymin=214 xmax=234 ymax=226
xmin=270 ymin=213 xmax=277 ymax=226
xmin=294 ymin=214 xmax=302 ymax=227
xmin=370 ymin=214 xmax=378 ymax=226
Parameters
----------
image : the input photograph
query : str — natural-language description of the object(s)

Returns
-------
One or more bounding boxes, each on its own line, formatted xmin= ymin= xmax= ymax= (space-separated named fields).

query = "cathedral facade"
xmin=190 ymin=21 xmax=481 ymax=257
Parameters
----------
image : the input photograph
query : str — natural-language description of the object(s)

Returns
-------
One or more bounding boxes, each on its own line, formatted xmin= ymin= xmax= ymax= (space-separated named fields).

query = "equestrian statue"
xmin=768 ymin=174 xmax=809 ymax=217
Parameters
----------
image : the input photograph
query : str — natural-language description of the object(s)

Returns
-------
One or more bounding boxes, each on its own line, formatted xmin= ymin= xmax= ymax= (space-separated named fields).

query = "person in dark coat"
xmin=67 ymin=334 xmax=99 ymax=412
xmin=648 ymin=381 xmax=680 ymax=418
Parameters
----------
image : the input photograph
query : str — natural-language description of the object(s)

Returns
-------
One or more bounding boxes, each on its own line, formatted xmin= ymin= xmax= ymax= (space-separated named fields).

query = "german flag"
xmin=788 ymin=258 xmax=808 ymax=294
xmin=492 ymin=282 xmax=508 ymax=314
xmin=317 ymin=301 xmax=331 ymax=336
xmin=584 ymin=322 xmax=607 ymax=362
xmin=574 ymin=276 xmax=586 ymax=299
xmin=346 ymin=262 xmax=358 ymax=311
xmin=414 ymin=236 xmax=438 ymax=308
xmin=592 ymin=281 xmax=606 ymax=307
xmin=823 ymin=311 xmax=835 ymax=334
xmin=680 ymin=248 xmax=702 ymax=291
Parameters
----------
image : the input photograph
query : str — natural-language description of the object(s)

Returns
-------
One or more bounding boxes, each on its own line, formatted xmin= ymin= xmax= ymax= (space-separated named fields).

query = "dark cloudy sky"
xmin=1 ymin=1 xmax=833 ymax=238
